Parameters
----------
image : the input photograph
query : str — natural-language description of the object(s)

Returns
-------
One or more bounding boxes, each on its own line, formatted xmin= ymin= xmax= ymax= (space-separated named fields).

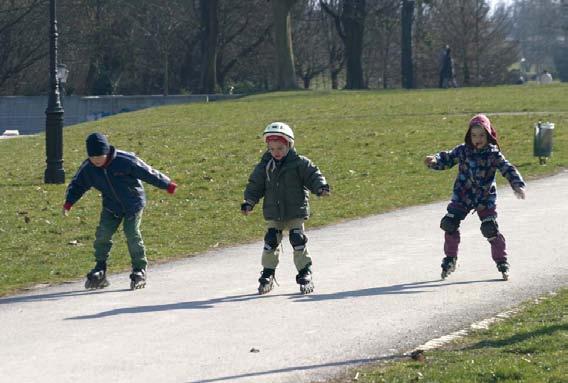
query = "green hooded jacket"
xmin=244 ymin=149 xmax=327 ymax=221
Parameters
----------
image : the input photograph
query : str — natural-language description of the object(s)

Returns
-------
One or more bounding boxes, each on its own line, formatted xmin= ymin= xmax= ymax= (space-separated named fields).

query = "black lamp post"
xmin=44 ymin=0 xmax=65 ymax=184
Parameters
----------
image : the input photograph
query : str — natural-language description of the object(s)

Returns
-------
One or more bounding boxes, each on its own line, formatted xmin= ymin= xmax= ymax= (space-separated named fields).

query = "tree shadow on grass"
xmin=65 ymin=278 xmax=498 ymax=320
xmin=464 ymin=324 xmax=568 ymax=350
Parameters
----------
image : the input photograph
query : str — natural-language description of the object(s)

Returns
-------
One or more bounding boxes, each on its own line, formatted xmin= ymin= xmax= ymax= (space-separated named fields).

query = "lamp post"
xmin=44 ymin=0 xmax=65 ymax=184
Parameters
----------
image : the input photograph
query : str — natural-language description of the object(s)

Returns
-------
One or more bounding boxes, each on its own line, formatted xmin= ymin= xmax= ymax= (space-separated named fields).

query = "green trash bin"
xmin=534 ymin=121 xmax=554 ymax=164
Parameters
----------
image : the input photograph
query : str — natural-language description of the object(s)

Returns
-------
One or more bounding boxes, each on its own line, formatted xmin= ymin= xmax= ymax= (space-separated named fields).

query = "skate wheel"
xmin=130 ymin=281 xmax=146 ymax=290
xmin=258 ymin=283 xmax=273 ymax=295
xmin=300 ymin=283 xmax=314 ymax=295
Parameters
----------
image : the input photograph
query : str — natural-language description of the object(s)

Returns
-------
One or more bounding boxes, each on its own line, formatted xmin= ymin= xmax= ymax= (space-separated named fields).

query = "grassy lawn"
xmin=331 ymin=288 xmax=568 ymax=383
xmin=0 ymin=84 xmax=567 ymax=296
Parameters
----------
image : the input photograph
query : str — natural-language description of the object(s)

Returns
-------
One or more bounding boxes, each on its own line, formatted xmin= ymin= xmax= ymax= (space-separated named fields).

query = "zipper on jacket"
xmin=103 ymin=168 xmax=126 ymax=212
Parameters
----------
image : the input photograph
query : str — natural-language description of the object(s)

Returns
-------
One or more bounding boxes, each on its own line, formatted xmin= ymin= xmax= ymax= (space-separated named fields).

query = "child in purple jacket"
xmin=424 ymin=114 xmax=526 ymax=280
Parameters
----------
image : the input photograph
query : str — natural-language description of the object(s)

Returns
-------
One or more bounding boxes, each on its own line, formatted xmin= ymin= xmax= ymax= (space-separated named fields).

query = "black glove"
xmin=317 ymin=184 xmax=330 ymax=196
xmin=241 ymin=201 xmax=253 ymax=213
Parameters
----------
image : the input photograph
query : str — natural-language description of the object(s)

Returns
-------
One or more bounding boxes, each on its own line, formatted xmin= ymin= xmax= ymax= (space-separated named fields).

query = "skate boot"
xmin=441 ymin=256 xmax=457 ymax=279
xmin=129 ymin=269 xmax=147 ymax=290
xmin=296 ymin=265 xmax=314 ymax=295
xmin=496 ymin=261 xmax=509 ymax=281
xmin=258 ymin=268 xmax=275 ymax=295
xmin=85 ymin=261 xmax=110 ymax=289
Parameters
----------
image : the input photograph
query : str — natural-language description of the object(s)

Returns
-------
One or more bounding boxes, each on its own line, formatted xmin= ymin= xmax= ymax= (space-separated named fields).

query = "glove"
xmin=62 ymin=202 xmax=72 ymax=217
xmin=317 ymin=184 xmax=330 ymax=197
xmin=167 ymin=182 xmax=177 ymax=194
xmin=241 ymin=201 xmax=253 ymax=215
xmin=513 ymin=186 xmax=526 ymax=200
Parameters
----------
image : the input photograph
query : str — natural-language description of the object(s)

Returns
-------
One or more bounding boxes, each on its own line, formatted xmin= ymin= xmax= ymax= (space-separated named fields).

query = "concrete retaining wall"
xmin=0 ymin=94 xmax=240 ymax=135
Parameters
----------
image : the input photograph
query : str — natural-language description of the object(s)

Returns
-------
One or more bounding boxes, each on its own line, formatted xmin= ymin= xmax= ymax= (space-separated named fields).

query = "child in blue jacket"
xmin=424 ymin=114 xmax=525 ymax=280
xmin=64 ymin=133 xmax=177 ymax=290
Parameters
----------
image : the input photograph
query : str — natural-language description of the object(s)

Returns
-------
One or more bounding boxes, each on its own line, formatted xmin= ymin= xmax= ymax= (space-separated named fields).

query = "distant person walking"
xmin=439 ymin=46 xmax=458 ymax=88
xmin=424 ymin=114 xmax=526 ymax=281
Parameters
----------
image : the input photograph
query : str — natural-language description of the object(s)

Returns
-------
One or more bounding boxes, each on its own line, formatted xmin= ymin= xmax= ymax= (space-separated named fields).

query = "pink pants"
xmin=444 ymin=207 xmax=507 ymax=262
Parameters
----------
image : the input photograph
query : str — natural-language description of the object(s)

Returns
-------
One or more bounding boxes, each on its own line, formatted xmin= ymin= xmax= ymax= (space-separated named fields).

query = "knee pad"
xmin=440 ymin=214 xmax=461 ymax=234
xmin=264 ymin=228 xmax=282 ymax=251
xmin=289 ymin=229 xmax=308 ymax=251
xmin=480 ymin=217 xmax=499 ymax=239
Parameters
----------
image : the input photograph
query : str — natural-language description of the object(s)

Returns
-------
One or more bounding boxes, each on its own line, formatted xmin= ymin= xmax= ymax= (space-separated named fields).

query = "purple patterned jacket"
xmin=428 ymin=143 xmax=525 ymax=210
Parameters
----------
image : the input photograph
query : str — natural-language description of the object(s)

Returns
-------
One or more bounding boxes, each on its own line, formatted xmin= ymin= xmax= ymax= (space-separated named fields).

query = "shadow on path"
xmin=290 ymin=278 xmax=500 ymax=302
xmin=0 ymin=287 xmax=130 ymax=305
xmin=184 ymin=355 xmax=400 ymax=383
xmin=66 ymin=278 xmax=499 ymax=320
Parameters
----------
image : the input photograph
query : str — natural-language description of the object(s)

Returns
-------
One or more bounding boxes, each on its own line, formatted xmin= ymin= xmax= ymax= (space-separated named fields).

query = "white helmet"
xmin=263 ymin=122 xmax=294 ymax=144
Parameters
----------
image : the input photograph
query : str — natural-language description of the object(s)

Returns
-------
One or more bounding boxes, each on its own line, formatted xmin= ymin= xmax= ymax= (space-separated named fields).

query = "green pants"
xmin=262 ymin=218 xmax=312 ymax=271
xmin=93 ymin=208 xmax=147 ymax=271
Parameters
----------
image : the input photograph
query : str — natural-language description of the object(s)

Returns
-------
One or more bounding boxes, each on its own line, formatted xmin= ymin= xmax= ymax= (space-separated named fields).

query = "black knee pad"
xmin=289 ymin=229 xmax=308 ymax=251
xmin=440 ymin=214 xmax=461 ymax=233
xmin=480 ymin=217 xmax=499 ymax=239
xmin=263 ymin=228 xmax=282 ymax=251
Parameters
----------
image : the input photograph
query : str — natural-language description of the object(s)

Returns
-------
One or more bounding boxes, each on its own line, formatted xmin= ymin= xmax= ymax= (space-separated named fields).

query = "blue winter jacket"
xmin=428 ymin=143 xmax=525 ymax=210
xmin=65 ymin=147 xmax=171 ymax=217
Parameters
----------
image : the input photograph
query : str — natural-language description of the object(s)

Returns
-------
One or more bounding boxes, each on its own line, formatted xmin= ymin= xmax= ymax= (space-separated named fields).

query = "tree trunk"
xmin=163 ymin=50 xmax=169 ymax=96
xmin=271 ymin=0 xmax=299 ymax=90
xmin=331 ymin=70 xmax=339 ymax=89
xmin=321 ymin=0 xmax=366 ymax=89
xmin=199 ymin=0 xmax=219 ymax=94
xmin=401 ymin=0 xmax=414 ymax=89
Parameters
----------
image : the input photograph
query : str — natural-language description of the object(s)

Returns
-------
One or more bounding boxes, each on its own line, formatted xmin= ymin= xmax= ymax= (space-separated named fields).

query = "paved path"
xmin=2 ymin=172 xmax=568 ymax=383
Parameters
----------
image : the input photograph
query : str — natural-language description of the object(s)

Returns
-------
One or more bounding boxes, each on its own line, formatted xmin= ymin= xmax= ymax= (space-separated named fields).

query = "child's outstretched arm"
xmin=425 ymin=145 xmax=462 ymax=170
xmin=130 ymin=157 xmax=175 ymax=192
xmin=301 ymin=158 xmax=329 ymax=196
xmin=63 ymin=161 xmax=93 ymax=216
xmin=495 ymin=152 xmax=526 ymax=200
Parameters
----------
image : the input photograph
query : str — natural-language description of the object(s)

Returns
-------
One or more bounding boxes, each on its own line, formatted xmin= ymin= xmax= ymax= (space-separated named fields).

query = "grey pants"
xmin=262 ymin=218 xmax=312 ymax=271
xmin=93 ymin=208 xmax=147 ymax=271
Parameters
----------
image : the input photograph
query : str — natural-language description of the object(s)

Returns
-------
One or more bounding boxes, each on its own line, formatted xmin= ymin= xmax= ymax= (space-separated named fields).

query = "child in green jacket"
xmin=242 ymin=122 xmax=330 ymax=295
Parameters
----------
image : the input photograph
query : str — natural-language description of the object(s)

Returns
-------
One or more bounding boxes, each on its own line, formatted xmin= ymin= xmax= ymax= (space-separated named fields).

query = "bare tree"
xmin=269 ymin=0 xmax=299 ymax=89
xmin=199 ymin=0 xmax=219 ymax=93
xmin=511 ymin=0 xmax=563 ymax=74
xmin=0 ymin=0 xmax=47 ymax=94
xmin=216 ymin=0 xmax=272 ymax=90
xmin=430 ymin=0 xmax=518 ymax=86
xmin=293 ymin=0 xmax=328 ymax=88
xmin=320 ymin=0 xmax=367 ymax=89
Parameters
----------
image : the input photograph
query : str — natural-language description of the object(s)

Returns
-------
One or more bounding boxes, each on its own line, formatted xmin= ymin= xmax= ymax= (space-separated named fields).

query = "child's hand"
xmin=513 ymin=186 xmax=526 ymax=200
xmin=424 ymin=155 xmax=437 ymax=166
xmin=317 ymin=185 xmax=331 ymax=197
xmin=167 ymin=182 xmax=177 ymax=194
xmin=62 ymin=202 xmax=72 ymax=217
xmin=241 ymin=201 xmax=253 ymax=215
